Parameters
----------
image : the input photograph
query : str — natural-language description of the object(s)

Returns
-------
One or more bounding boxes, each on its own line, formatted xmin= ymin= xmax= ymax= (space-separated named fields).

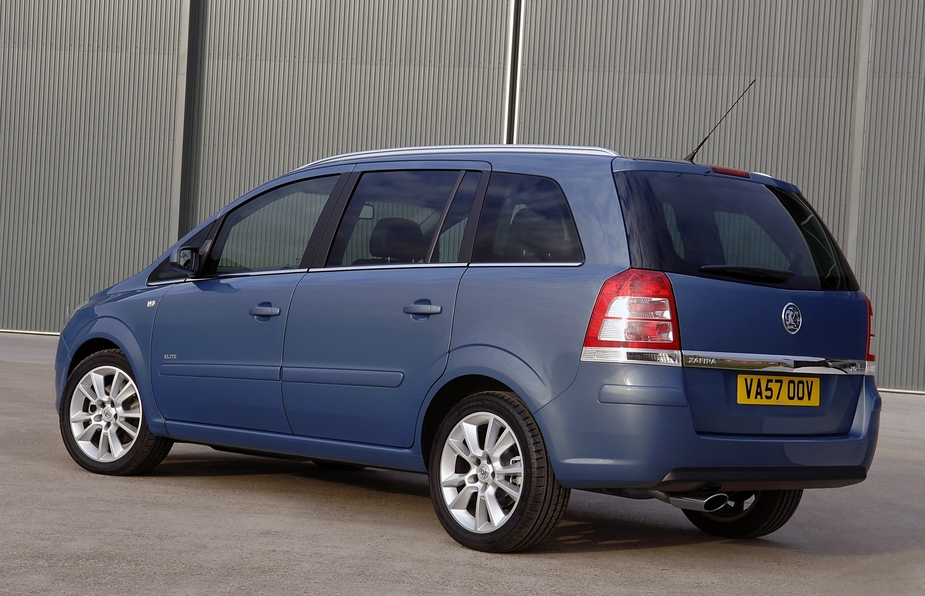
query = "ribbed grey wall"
xmin=184 ymin=0 xmax=510 ymax=228
xmin=0 ymin=2 xmax=181 ymax=331
xmin=516 ymin=0 xmax=859 ymax=242
xmin=854 ymin=1 xmax=925 ymax=391
xmin=1 ymin=0 xmax=922 ymax=391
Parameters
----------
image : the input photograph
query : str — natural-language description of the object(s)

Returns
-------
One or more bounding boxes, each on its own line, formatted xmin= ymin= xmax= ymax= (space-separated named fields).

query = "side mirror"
xmin=169 ymin=246 xmax=200 ymax=276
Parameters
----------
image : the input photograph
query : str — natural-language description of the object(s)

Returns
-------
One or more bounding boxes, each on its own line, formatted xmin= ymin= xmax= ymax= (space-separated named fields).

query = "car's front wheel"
xmin=59 ymin=349 xmax=173 ymax=475
xmin=682 ymin=489 xmax=803 ymax=538
xmin=428 ymin=391 xmax=570 ymax=552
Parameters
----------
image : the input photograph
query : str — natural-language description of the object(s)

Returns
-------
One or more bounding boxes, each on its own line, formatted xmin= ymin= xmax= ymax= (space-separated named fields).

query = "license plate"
xmin=736 ymin=374 xmax=820 ymax=406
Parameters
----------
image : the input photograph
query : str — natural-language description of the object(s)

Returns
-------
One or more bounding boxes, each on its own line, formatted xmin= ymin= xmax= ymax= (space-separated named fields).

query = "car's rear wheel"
xmin=682 ymin=489 xmax=803 ymax=538
xmin=60 ymin=349 xmax=173 ymax=475
xmin=429 ymin=391 xmax=569 ymax=552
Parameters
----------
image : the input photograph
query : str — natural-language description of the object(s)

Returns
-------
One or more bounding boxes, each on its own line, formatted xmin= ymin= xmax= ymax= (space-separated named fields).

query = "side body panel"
xmin=447 ymin=265 xmax=614 ymax=412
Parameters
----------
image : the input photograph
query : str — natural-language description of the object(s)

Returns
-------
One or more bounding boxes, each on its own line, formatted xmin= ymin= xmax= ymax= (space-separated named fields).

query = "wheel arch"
xmin=58 ymin=317 xmax=167 ymax=435
xmin=68 ymin=337 xmax=121 ymax=378
xmin=420 ymin=346 xmax=554 ymax=468
xmin=420 ymin=374 xmax=513 ymax=468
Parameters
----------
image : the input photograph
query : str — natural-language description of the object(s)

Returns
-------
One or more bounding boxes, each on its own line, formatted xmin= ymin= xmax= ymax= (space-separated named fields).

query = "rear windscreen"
xmin=614 ymin=171 xmax=858 ymax=291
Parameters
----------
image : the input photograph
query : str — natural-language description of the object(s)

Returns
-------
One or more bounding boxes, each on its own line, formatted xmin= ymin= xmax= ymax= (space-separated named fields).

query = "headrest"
xmin=504 ymin=208 xmax=567 ymax=262
xmin=369 ymin=217 xmax=427 ymax=262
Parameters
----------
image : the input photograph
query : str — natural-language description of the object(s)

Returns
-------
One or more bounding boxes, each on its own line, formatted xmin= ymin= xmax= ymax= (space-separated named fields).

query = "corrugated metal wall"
xmin=855 ymin=1 xmax=925 ymax=391
xmin=0 ymin=2 xmax=181 ymax=331
xmin=516 ymin=0 xmax=859 ymax=243
xmin=183 ymin=0 xmax=510 ymax=228
xmin=1 ymin=0 xmax=922 ymax=391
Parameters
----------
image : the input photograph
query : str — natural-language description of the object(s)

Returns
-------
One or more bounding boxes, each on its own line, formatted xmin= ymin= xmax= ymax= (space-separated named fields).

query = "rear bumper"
xmin=534 ymin=363 xmax=880 ymax=490
xmin=651 ymin=465 xmax=867 ymax=492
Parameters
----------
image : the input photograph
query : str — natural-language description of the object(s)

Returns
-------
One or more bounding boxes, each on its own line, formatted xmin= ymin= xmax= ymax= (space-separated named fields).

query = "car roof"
xmin=293 ymin=144 xmax=797 ymax=193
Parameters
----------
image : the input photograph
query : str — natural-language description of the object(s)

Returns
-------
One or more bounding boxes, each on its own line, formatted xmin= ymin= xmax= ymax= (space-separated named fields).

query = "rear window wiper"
xmin=699 ymin=265 xmax=795 ymax=283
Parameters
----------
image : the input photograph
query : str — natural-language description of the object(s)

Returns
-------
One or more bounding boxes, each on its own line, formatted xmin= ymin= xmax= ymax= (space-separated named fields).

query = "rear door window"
xmin=614 ymin=171 xmax=858 ymax=290
xmin=325 ymin=170 xmax=475 ymax=267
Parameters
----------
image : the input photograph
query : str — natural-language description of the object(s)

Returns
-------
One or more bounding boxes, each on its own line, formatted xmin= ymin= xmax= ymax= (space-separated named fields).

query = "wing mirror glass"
xmin=169 ymin=246 xmax=200 ymax=276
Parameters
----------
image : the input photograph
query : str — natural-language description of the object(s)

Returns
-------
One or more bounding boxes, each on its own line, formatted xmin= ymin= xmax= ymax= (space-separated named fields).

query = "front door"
xmin=151 ymin=274 xmax=302 ymax=432
xmin=150 ymin=173 xmax=343 ymax=432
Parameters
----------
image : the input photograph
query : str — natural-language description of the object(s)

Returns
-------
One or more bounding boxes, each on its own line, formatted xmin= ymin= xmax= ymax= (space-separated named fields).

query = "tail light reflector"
xmin=581 ymin=269 xmax=681 ymax=365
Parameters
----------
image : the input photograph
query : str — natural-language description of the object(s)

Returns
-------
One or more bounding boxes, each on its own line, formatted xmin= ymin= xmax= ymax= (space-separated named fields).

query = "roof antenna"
xmin=683 ymin=78 xmax=757 ymax=163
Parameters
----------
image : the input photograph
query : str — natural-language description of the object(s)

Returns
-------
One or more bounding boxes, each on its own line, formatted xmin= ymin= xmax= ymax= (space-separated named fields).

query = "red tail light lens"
xmin=865 ymin=294 xmax=877 ymax=376
xmin=581 ymin=269 xmax=681 ymax=365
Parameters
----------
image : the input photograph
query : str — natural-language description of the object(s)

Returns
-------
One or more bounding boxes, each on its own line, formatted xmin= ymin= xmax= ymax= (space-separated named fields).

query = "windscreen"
xmin=614 ymin=170 xmax=858 ymax=291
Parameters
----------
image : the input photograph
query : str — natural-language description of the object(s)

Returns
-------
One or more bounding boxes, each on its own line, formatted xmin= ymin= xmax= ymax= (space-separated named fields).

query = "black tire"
xmin=59 ymin=349 xmax=173 ymax=476
xmin=428 ymin=391 xmax=570 ymax=552
xmin=682 ymin=489 xmax=803 ymax=539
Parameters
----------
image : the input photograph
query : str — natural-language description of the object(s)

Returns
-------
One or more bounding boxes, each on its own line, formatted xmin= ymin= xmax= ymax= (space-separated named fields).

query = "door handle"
xmin=249 ymin=305 xmax=281 ymax=317
xmin=403 ymin=304 xmax=442 ymax=316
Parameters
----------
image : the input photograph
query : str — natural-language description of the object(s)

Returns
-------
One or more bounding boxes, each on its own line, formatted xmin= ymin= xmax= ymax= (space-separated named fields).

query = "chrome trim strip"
xmin=146 ymin=279 xmax=183 ymax=287
xmin=310 ymin=262 xmax=583 ymax=272
xmin=682 ymin=351 xmax=867 ymax=375
xmin=150 ymin=263 xmax=468 ymax=284
xmin=309 ymin=263 xmax=465 ymax=273
xmin=581 ymin=347 xmax=682 ymax=366
xmin=147 ymin=268 xmax=309 ymax=287
xmin=468 ymin=261 xmax=584 ymax=268
xmin=216 ymin=268 xmax=309 ymax=277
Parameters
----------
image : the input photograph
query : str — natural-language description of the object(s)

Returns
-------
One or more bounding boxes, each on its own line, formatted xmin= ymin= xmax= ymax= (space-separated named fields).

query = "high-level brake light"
xmin=710 ymin=166 xmax=750 ymax=178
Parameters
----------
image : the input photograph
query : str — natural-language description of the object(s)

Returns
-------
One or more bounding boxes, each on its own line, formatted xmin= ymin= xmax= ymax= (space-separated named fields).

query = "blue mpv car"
xmin=56 ymin=145 xmax=880 ymax=552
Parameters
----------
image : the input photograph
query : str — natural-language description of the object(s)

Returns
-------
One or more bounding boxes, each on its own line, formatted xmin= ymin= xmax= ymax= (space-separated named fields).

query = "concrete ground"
xmin=1 ymin=332 xmax=922 ymax=595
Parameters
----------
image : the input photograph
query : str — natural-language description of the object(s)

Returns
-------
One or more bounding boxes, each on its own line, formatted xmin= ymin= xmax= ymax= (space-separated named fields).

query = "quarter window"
xmin=472 ymin=172 xmax=583 ymax=263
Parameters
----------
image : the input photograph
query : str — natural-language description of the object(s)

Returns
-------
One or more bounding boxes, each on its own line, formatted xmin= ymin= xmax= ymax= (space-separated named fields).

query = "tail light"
xmin=865 ymin=294 xmax=877 ymax=376
xmin=581 ymin=269 xmax=681 ymax=365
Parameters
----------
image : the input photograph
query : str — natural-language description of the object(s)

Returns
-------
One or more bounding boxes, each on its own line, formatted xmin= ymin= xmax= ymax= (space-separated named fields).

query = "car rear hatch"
xmin=613 ymin=164 xmax=872 ymax=437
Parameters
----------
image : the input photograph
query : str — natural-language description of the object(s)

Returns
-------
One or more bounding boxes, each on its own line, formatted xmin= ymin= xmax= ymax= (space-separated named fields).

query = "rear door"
xmin=614 ymin=167 xmax=870 ymax=436
xmin=281 ymin=164 xmax=485 ymax=447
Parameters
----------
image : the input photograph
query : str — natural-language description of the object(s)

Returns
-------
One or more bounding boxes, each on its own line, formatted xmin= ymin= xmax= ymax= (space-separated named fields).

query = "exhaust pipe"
xmin=655 ymin=491 xmax=728 ymax=513
xmin=605 ymin=489 xmax=728 ymax=512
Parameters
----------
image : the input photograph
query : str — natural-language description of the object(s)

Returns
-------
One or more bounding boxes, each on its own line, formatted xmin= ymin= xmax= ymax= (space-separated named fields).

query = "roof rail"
xmin=298 ymin=144 xmax=620 ymax=169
